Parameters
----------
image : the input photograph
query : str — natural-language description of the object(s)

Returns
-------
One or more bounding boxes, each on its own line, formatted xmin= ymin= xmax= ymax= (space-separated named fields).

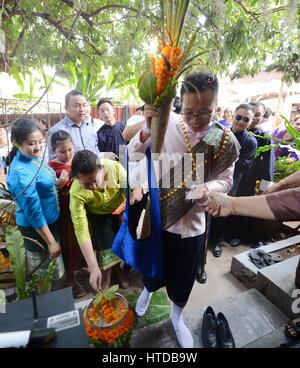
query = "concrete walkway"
xmin=75 ymin=242 xmax=249 ymax=314
xmin=186 ymin=242 xmax=248 ymax=313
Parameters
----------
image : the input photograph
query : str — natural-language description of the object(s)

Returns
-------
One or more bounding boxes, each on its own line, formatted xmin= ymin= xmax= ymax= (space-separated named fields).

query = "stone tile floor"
xmin=74 ymin=242 xmax=248 ymax=313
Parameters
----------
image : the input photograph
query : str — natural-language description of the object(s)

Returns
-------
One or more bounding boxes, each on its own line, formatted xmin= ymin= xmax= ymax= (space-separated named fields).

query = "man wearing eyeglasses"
xmin=210 ymin=103 xmax=258 ymax=257
xmin=127 ymin=72 xmax=239 ymax=348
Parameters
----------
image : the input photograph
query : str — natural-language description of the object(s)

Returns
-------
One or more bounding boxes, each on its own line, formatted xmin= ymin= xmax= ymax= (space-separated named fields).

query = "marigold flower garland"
xmin=152 ymin=45 xmax=183 ymax=97
xmin=83 ymin=306 xmax=134 ymax=347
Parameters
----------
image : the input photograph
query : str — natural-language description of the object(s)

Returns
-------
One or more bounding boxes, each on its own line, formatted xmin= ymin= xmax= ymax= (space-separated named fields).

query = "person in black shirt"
xmin=97 ymin=98 xmax=127 ymax=158
xmin=210 ymin=103 xmax=258 ymax=257
xmin=241 ymin=102 xmax=275 ymax=248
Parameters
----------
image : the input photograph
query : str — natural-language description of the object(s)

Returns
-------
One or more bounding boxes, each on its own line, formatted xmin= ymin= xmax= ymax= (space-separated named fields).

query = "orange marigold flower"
xmin=153 ymin=45 xmax=183 ymax=96
xmin=83 ymin=307 xmax=135 ymax=346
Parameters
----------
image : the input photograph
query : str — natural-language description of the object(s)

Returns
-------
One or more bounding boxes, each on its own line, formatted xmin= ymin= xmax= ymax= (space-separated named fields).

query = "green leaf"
xmin=138 ymin=72 xmax=157 ymax=105
xmin=281 ymin=114 xmax=300 ymax=150
xmin=274 ymin=157 xmax=300 ymax=182
xmin=255 ymin=144 xmax=280 ymax=158
xmin=92 ymin=290 xmax=103 ymax=306
xmin=38 ymin=259 xmax=57 ymax=294
xmin=105 ymin=284 xmax=119 ymax=301
xmin=25 ymin=273 xmax=40 ymax=298
xmin=127 ymin=290 xmax=171 ymax=329
xmin=13 ymin=73 xmax=25 ymax=92
xmin=154 ymin=78 xmax=177 ymax=106
xmin=5 ymin=226 xmax=26 ymax=300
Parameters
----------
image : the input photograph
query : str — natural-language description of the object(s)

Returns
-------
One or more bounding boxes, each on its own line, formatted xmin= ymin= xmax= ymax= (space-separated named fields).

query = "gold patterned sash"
xmin=142 ymin=123 xmax=239 ymax=233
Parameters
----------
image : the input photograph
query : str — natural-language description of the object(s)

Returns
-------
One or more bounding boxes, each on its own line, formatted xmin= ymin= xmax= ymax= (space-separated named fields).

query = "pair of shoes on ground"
xmin=201 ymin=306 xmax=235 ymax=348
xmin=212 ymin=238 xmax=241 ymax=258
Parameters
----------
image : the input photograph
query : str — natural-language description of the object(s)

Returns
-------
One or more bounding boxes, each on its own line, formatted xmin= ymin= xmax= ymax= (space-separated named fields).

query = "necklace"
xmin=179 ymin=117 xmax=197 ymax=180
xmin=160 ymin=118 xmax=230 ymax=202
xmin=160 ymin=118 xmax=200 ymax=202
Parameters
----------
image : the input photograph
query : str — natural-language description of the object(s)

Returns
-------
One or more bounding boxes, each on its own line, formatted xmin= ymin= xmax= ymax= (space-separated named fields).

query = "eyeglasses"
xmin=235 ymin=115 xmax=250 ymax=123
xmin=182 ymin=111 xmax=213 ymax=121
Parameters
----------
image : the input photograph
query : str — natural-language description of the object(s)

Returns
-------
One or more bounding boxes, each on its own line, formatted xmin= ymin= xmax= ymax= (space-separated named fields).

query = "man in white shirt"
xmin=47 ymin=90 xmax=100 ymax=160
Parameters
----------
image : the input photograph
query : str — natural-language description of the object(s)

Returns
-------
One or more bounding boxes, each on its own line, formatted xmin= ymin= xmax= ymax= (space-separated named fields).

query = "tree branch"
xmin=2 ymin=0 xmax=22 ymax=20
xmin=32 ymin=12 xmax=72 ymax=39
xmin=90 ymin=4 xmax=139 ymax=17
xmin=234 ymin=0 xmax=260 ymax=23
xmin=69 ymin=39 xmax=99 ymax=66
xmin=61 ymin=0 xmax=94 ymax=27
xmin=254 ymin=6 xmax=288 ymax=19
xmin=79 ymin=36 xmax=105 ymax=58
xmin=9 ymin=24 xmax=27 ymax=58
xmin=20 ymin=11 xmax=104 ymax=62
xmin=61 ymin=1 xmax=139 ymax=24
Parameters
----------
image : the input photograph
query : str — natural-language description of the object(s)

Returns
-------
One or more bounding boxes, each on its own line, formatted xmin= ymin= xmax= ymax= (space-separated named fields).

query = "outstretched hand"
xmin=204 ymin=192 xmax=233 ymax=217
xmin=89 ymin=266 xmax=102 ymax=292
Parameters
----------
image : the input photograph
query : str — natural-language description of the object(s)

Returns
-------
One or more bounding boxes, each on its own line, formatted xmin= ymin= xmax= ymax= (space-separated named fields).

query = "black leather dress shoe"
xmin=201 ymin=306 xmax=218 ymax=348
xmin=196 ymin=269 xmax=207 ymax=284
xmin=212 ymin=241 xmax=222 ymax=257
xmin=217 ymin=312 xmax=236 ymax=348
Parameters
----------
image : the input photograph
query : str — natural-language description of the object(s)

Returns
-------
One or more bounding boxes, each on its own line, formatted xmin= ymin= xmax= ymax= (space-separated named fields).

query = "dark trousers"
xmin=209 ymin=215 xmax=248 ymax=245
xmin=143 ymin=231 xmax=205 ymax=308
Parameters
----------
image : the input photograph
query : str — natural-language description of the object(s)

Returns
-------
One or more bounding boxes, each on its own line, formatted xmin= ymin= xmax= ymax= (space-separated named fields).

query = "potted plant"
xmin=4 ymin=226 xmax=57 ymax=300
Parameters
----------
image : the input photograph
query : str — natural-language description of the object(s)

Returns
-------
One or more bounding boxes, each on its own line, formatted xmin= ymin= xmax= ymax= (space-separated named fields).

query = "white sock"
xmin=171 ymin=303 xmax=193 ymax=348
xmin=135 ymin=287 xmax=153 ymax=316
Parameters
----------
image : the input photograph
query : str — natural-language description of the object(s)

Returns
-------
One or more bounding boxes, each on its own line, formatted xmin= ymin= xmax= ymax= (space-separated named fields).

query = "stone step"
xmin=242 ymin=326 xmax=284 ymax=348
xmin=231 ymin=234 xmax=300 ymax=289
xmin=130 ymin=289 xmax=289 ymax=348
xmin=256 ymin=255 xmax=300 ymax=319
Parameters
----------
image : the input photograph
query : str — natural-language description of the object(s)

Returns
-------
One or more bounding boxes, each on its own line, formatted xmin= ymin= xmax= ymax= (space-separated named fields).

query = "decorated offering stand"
xmin=83 ymin=285 xmax=135 ymax=348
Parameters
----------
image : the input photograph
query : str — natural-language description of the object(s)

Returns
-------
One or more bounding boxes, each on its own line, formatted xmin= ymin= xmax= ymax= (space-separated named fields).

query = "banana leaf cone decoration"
xmin=137 ymin=0 xmax=198 ymax=238
xmin=138 ymin=0 xmax=195 ymax=154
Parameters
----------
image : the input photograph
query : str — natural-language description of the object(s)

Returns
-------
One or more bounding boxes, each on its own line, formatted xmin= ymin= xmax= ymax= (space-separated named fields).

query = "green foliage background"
xmin=0 ymin=0 xmax=299 ymax=102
